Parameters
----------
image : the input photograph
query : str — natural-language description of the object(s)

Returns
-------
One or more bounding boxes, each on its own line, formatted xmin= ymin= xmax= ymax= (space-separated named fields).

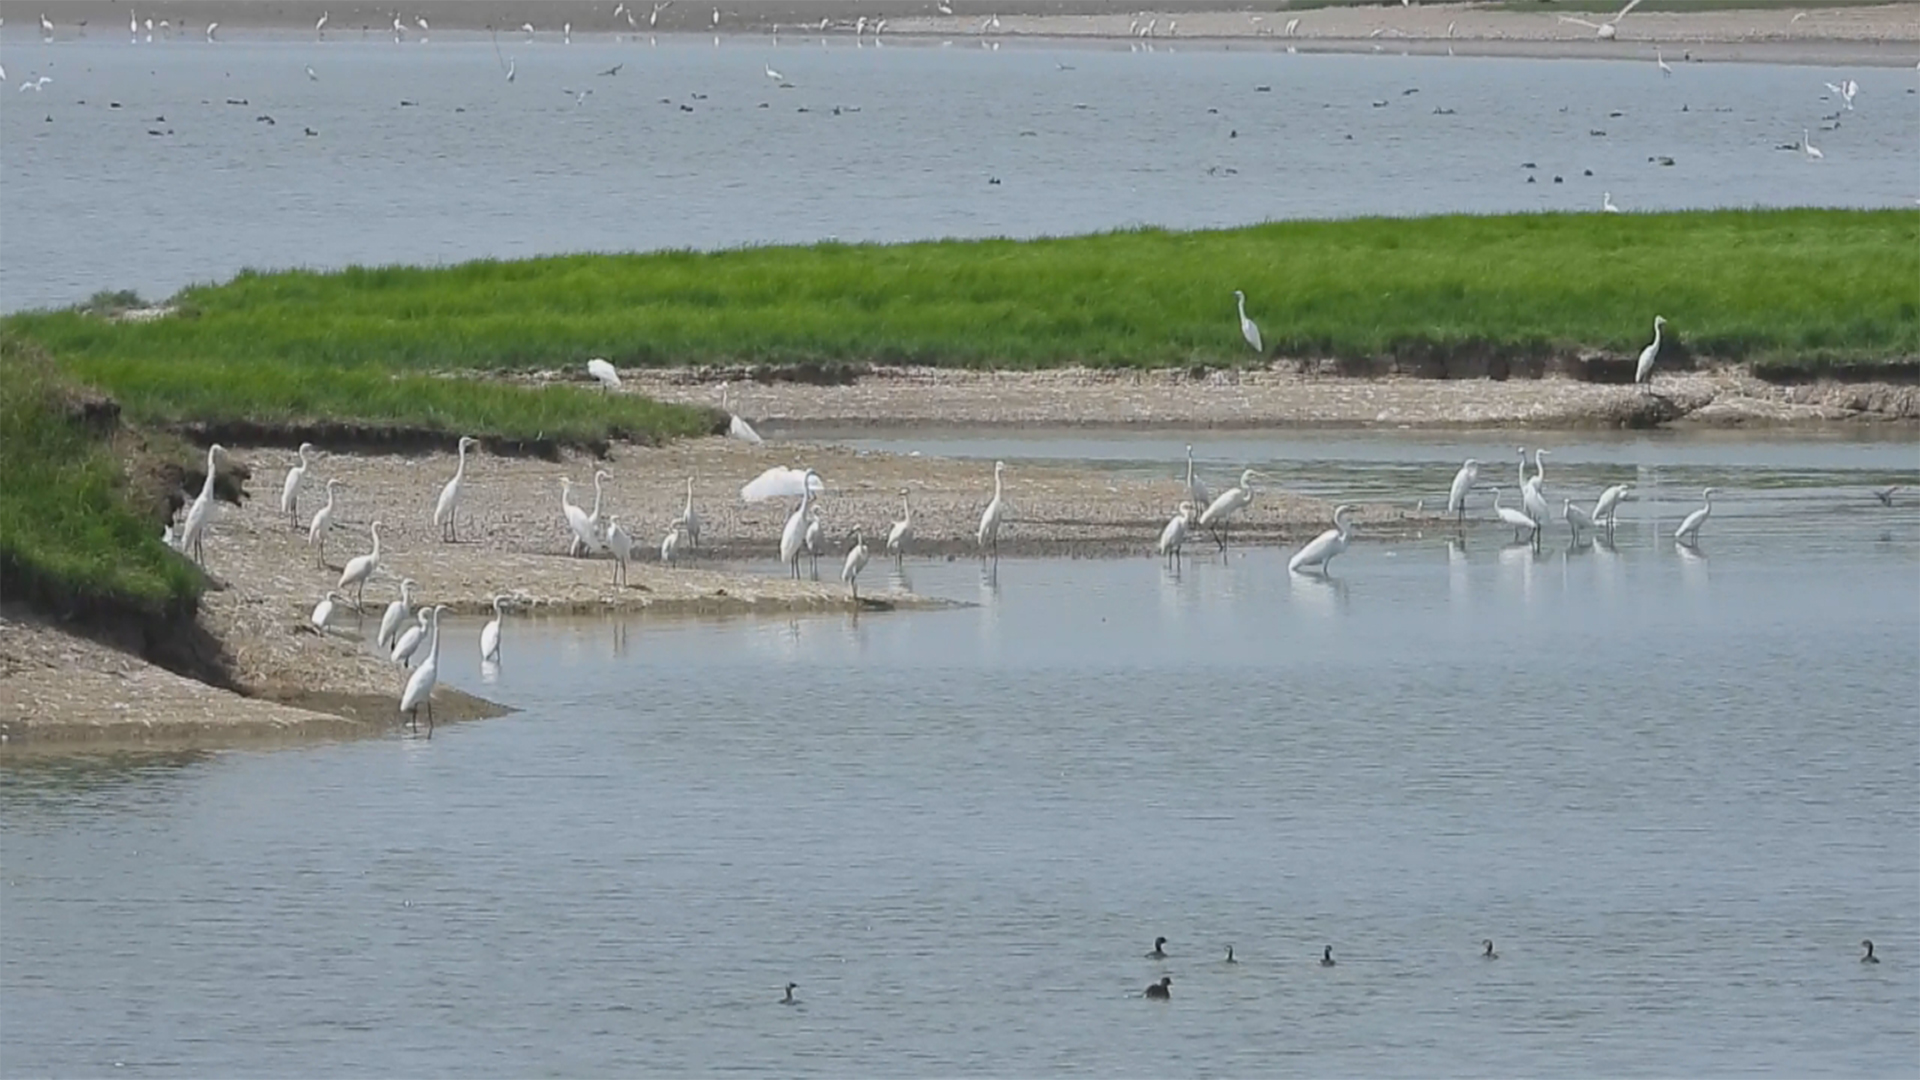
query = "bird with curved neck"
xmin=399 ymin=605 xmax=448 ymax=734
xmin=1233 ymin=290 xmax=1263 ymax=354
xmin=1184 ymin=444 xmax=1211 ymax=511
xmin=377 ymin=578 xmax=417 ymax=649
xmin=1447 ymin=459 xmax=1480 ymax=526
xmin=1635 ymin=315 xmax=1668 ymax=392
xmin=677 ymin=476 xmax=701 ymax=550
xmin=281 ymin=442 xmax=315 ymax=527
xmin=1199 ymin=469 xmax=1265 ymax=551
xmin=780 ymin=470 xmax=820 ymax=579
xmin=887 ymin=491 xmax=913 ymax=562
xmin=560 ymin=477 xmax=595 ymax=557
xmin=1674 ymin=487 xmax=1718 ymax=546
xmin=435 ymin=435 xmax=478 ymax=542
xmin=337 ymin=521 xmax=383 ymax=609
xmin=480 ymin=595 xmax=506 ymax=662
xmin=308 ymin=478 xmax=341 ymax=566
xmin=579 ymin=470 xmax=612 ymax=556
xmin=842 ymin=529 xmax=870 ymax=602
xmin=179 ymin=443 xmax=228 ymax=566
xmin=1158 ymin=501 xmax=1197 ymax=566
xmin=978 ymin=461 xmax=1007 ymax=560
xmin=1289 ymin=504 xmax=1356 ymax=574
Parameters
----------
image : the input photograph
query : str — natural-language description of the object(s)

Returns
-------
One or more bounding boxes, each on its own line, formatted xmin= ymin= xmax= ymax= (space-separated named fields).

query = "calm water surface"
xmin=2 ymin=34 xmax=1914 ymax=310
xmin=5 ymin=437 xmax=1917 ymax=1077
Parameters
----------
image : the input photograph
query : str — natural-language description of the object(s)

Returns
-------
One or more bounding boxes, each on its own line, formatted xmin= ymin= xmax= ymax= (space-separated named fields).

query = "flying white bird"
xmin=1157 ymin=501 xmax=1197 ymax=565
xmin=1557 ymin=0 xmax=1643 ymax=40
xmin=1603 ymin=191 xmax=1621 ymax=213
xmin=307 ymin=478 xmax=340 ymax=564
xmin=18 ymin=76 xmax=51 ymax=92
xmin=1446 ymin=459 xmax=1480 ymax=523
xmin=1635 ymin=315 xmax=1667 ymax=390
xmin=480 ymin=596 xmax=505 ymax=662
xmin=1198 ymin=469 xmax=1264 ymax=550
xmin=280 ymin=442 xmax=315 ymax=526
xmin=1288 ymin=505 xmax=1355 ymax=574
xmin=434 ymin=435 xmax=479 ymax=542
xmin=1674 ymin=487 xmax=1718 ymax=545
xmin=741 ymin=465 xmax=823 ymax=503
xmin=1233 ymin=290 xmax=1264 ymax=353
xmin=842 ymin=529 xmax=870 ymax=601
xmin=378 ymin=578 xmax=417 ymax=650
xmin=586 ymin=357 xmax=621 ymax=389
xmin=337 ymin=521 xmax=383 ymax=609
xmin=978 ymin=460 xmax=1008 ymax=559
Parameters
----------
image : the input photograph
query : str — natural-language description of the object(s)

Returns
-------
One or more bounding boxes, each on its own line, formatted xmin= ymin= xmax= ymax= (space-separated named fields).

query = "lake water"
xmin=2 ymin=33 xmax=1915 ymax=311
xmin=5 ymin=433 xmax=1917 ymax=1077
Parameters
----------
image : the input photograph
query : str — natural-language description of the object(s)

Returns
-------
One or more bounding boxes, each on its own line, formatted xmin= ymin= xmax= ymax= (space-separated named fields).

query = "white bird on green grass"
xmin=842 ymin=529 xmax=870 ymax=601
xmin=480 ymin=596 xmax=505 ymax=662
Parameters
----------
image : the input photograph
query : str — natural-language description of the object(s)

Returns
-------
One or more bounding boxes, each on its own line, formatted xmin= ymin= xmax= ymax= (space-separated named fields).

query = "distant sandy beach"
xmin=26 ymin=2 xmax=1920 ymax=66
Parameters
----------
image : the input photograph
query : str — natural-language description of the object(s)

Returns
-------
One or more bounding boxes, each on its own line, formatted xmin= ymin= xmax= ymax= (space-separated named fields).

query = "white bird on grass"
xmin=779 ymin=469 xmax=821 ymax=578
xmin=1447 ymin=459 xmax=1480 ymax=524
xmin=1803 ymin=128 xmax=1823 ymax=161
xmin=281 ymin=442 xmax=315 ymax=526
xmin=661 ymin=521 xmax=685 ymax=566
xmin=1233 ymin=290 xmax=1263 ymax=354
xmin=1592 ymin=483 xmax=1631 ymax=528
xmin=337 ymin=521 xmax=383 ymax=609
xmin=1184 ymin=445 xmax=1211 ymax=510
xmin=308 ymin=478 xmax=340 ymax=565
xmin=1635 ymin=315 xmax=1667 ymax=391
xmin=178 ymin=443 xmax=227 ymax=566
xmin=1603 ymin=191 xmax=1621 ymax=213
xmin=1674 ymin=487 xmax=1718 ymax=546
xmin=1489 ymin=487 xmax=1539 ymax=543
xmin=886 ymin=491 xmax=913 ymax=561
xmin=720 ymin=383 xmax=764 ymax=443
xmin=480 ymin=596 xmax=505 ymax=662
xmin=311 ymin=591 xmax=344 ymax=630
xmin=978 ymin=460 xmax=1008 ymax=559
xmin=605 ymin=515 xmax=633 ymax=585
xmin=676 ymin=476 xmax=701 ymax=549
xmin=1198 ymin=469 xmax=1265 ymax=550
xmin=399 ymin=606 xmax=447 ymax=734
xmin=842 ymin=529 xmax=870 ymax=601
xmin=377 ymin=578 xmax=417 ymax=649
xmin=435 ymin=435 xmax=479 ymax=542
xmin=587 ymin=357 xmax=621 ymax=390
xmin=1558 ymin=0 xmax=1643 ymax=40
xmin=391 ymin=608 xmax=426 ymax=666
xmin=1564 ymin=498 xmax=1596 ymax=537
xmin=1158 ymin=501 xmax=1197 ymax=565
xmin=1289 ymin=504 xmax=1355 ymax=574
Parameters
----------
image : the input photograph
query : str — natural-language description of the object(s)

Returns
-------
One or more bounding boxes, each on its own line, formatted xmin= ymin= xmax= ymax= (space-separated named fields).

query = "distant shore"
xmin=22 ymin=2 xmax=1920 ymax=66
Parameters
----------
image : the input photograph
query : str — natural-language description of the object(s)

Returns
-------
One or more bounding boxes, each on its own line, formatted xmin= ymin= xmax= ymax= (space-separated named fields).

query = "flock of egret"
xmin=1442 ymin=445 xmax=1718 ymax=550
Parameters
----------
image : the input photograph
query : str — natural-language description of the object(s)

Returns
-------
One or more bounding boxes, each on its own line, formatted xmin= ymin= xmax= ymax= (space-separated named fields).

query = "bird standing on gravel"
xmin=308 ymin=479 xmax=340 ymax=565
xmin=281 ymin=442 xmax=315 ymax=526
xmin=435 ymin=435 xmax=479 ymax=542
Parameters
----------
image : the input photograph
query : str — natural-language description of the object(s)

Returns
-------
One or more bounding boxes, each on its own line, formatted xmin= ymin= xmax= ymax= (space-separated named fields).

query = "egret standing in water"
xmin=1489 ymin=487 xmax=1539 ymax=543
xmin=308 ymin=478 xmax=340 ymax=566
xmin=1288 ymin=504 xmax=1355 ymax=574
xmin=1446 ymin=459 xmax=1480 ymax=525
xmin=1557 ymin=0 xmax=1643 ymax=40
xmin=1522 ymin=449 xmax=1551 ymax=526
xmin=1563 ymin=498 xmax=1595 ymax=538
xmin=1184 ymin=445 xmax=1211 ymax=510
xmin=886 ymin=490 xmax=913 ymax=562
xmin=390 ymin=608 xmax=427 ymax=667
xmin=780 ymin=469 xmax=820 ymax=578
xmin=1635 ymin=316 xmax=1667 ymax=392
xmin=435 ymin=435 xmax=479 ymax=542
xmin=480 ymin=595 xmax=506 ymax=662
xmin=978 ymin=460 xmax=1008 ymax=560
xmin=280 ymin=442 xmax=315 ymax=526
xmin=1233 ymin=290 xmax=1263 ymax=354
xmin=842 ymin=529 xmax=870 ymax=601
xmin=1199 ymin=469 xmax=1265 ymax=551
xmin=1158 ymin=501 xmax=1196 ymax=566
xmin=1592 ymin=482 xmax=1631 ymax=529
xmin=605 ymin=515 xmax=634 ymax=585
xmin=1674 ymin=487 xmax=1717 ymax=546
xmin=399 ymin=606 xmax=448 ymax=734
xmin=377 ymin=578 xmax=417 ymax=649
xmin=1803 ymin=128 xmax=1823 ymax=161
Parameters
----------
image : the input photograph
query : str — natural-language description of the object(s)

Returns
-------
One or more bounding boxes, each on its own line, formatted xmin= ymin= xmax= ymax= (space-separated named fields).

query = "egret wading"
xmin=842 ymin=529 xmax=870 ymax=601
xmin=1199 ymin=469 xmax=1265 ymax=550
xmin=1158 ymin=501 xmax=1197 ymax=565
xmin=1489 ymin=487 xmax=1539 ymax=543
xmin=391 ymin=609 xmax=426 ymax=667
xmin=377 ymin=578 xmax=417 ymax=649
xmin=978 ymin=460 xmax=1008 ymax=560
xmin=1674 ymin=487 xmax=1718 ymax=546
xmin=480 ymin=595 xmax=506 ymax=662
xmin=1592 ymin=482 xmax=1631 ymax=529
xmin=1288 ymin=504 xmax=1355 ymax=574
xmin=1184 ymin=445 xmax=1211 ymax=510
xmin=1447 ymin=459 xmax=1480 ymax=525
xmin=887 ymin=491 xmax=913 ymax=562
xmin=780 ymin=469 xmax=821 ymax=578
xmin=399 ymin=606 xmax=448 ymax=734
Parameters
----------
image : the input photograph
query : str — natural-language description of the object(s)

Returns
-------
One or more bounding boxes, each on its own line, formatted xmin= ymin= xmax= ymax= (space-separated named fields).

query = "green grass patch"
xmin=0 ymin=336 xmax=203 ymax=615
xmin=8 ymin=210 xmax=1913 ymax=388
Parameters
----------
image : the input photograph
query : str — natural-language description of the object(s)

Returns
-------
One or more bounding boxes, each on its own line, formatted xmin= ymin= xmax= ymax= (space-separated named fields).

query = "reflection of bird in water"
xmin=1873 ymin=486 xmax=1901 ymax=506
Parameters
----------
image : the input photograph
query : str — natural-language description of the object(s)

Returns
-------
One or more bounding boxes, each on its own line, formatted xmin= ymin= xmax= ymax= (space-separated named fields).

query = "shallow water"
xmin=2 ymin=34 xmax=1914 ymax=310
xmin=5 ymin=437 xmax=1917 ymax=1077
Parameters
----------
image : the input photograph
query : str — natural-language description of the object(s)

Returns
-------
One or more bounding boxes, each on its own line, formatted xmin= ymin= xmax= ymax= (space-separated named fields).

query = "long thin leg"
xmin=425 ymin=700 xmax=434 ymax=737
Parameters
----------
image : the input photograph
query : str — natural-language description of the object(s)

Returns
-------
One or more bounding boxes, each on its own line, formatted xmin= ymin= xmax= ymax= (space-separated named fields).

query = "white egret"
xmin=434 ymin=435 xmax=479 ymax=542
xmin=337 ymin=521 xmax=383 ymax=609
xmin=605 ymin=515 xmax=633 ymax=585
xmin=765 ymin=63 xmax=783 ymax=81
xmin=1603 ymin=191 xmax=1621 ymax=213
xmin=560 ymin=478 xmax=595 ymax=556
xmin=1674 ymin=487 xmax=1718 ymax=545
xmin=391 ymin=609 xmax=426 ymax=666
xmin=179 ymin=443 xmax=227 ymax=566
xmin=1489 ymin=487 xmax=1539 ymax=542
xmin=720 ymin=383 xmax=764 ymax=443
xmin=564 ymin=20 xmax=571 ymax=43
xmin=1557 ymin=0 xmax=1643 ymax=40
xmin=1563 ymin=498 xmax=1595 ymax=537
xmin=1157 ymin=501 xmax=1197 ymax=565
xmin=677 ymin=476 xmax=701 ymax=549
xmin=1522 ymin=449 xmax=1551 ymax=525
xmin=1842 ymin=79 xmax=1857 ymax=109
xmin=308 ymin=478 xmax=340 ymax=565
xmin=40 ymin=12 xmax=53 ymax=38
xmin=886 ymin=491 xmax=913 ymax=562
xmin=417 ymin=16 xmax=430 ymax=38
xmin=1592 ymin=482 xmax=1631 ymax=527
xmin=1232 ymin=290 xmax=1263 ymax=354
xmin=978 ymin=460 xmax=1008 ymax=559
xmin=506 ymin=58 xmax=515 ymax=82
xmin=399 ymin=606 xmax=448 ymax=733
xmin=842 ymin=529 xmax=870 ymax=601
xmin=316 ymin=11 xmax=328 ymax=37
xmin=580 ymin=469 xmax=612 ymax=555
xmin=280 ymin=442 xmax=315 ymax=526
xmin=1285 ymin=17 xmax=1300 ymax=35
xmin=586 ymin=357 xmax=621 ymax=389
xmin=1803 ymin=128 xmax=1823 ymax=161
xmin=804 ymin=512 xmax=824 ymax=575
xmin=480 ymin=596 xmax=505 ymax=662
xmin=1635 ymin=315 xmax=1667 ymax=391
xmin=779 ymin=468 xmax=820 ymax=578
xmin=206 ymin=21 xmax=218 ymax=41
xmin=713 ymin=7 xmax=721 ymax=27
xmin=306 ymin=65 xmax=319 ymax=80
xmin=1199 ymin=469 xmax=1264 ymax=550
xmin=311 ymin=591 xmax=344 ymax=630
xmin=1184 ymin=445 xmax=1211 ymax=510
xmin=661 ymin=521 xmax=685 ymax=566
xmin=1289 ymin=504 xmax=1356 ymax=574
xmin=131 ymin=10 xmax=138 ymax=41
xmin=1447 ymin=459 xmax=1480 ymax=524
xmin=741 ymin=465 xmax=823 ymax=503
xmin=377 ymin=578 xmax=416 ymax=649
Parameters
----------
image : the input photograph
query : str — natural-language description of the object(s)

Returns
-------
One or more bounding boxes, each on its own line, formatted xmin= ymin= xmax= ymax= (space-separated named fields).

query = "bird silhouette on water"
xmin=1861 ymin=940 xmax=1880 ymax=964
xmin=1321 ymin=945 xmax=1337 ymax=967
xmin=1146 ymin=936 xmax=1167 ymax=959
xmin=782 ymin=982 xmax=799 ymax=1003
xmin=1144 ymin=976 xmax=1171 ymax=1000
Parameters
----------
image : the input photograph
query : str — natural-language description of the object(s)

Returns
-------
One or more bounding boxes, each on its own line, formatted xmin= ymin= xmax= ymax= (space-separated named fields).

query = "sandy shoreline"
xmin=23 ymin=2 xmax=1920 ymax=66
